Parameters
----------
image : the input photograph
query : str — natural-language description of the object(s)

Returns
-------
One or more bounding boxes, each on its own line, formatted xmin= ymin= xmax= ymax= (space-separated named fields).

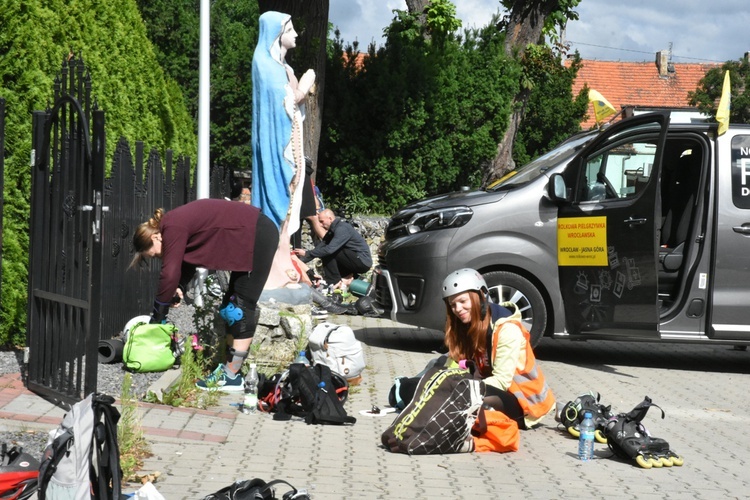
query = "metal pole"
xmin=197 ymin=0 xmax=210 ymax=199
xmin=194 ymin=0 xmax=211 ymax=306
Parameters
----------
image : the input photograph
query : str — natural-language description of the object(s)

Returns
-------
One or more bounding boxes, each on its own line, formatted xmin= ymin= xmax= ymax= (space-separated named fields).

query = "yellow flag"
xmin=588 ymin=89 xmax=617 ymax=123
xmin=716 ymin=70 xmax=731 ymax=136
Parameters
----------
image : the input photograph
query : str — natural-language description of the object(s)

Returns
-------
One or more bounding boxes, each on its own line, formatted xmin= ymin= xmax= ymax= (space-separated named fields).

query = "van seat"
xmin=659 ymin=150 xmax=700 ymax=295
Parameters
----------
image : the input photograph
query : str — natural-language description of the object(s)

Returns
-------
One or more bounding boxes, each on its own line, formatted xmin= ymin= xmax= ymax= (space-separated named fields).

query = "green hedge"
xmin=0 ymin=0 xmax=197 ymax=346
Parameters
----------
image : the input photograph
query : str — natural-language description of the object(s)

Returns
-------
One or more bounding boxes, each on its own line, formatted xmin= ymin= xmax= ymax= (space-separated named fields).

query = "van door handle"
xmin=624 ymin=217 xmax=647 ymax=226
xmin=732 ymin=225 xmax=750 ymax=235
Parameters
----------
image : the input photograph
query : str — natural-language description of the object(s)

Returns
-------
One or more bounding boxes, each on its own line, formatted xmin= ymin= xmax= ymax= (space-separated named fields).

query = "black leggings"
xmin=224 ymin=214 xmax=278 ymax=338
xmin=484 ymin=385 xmax=526 ymax=430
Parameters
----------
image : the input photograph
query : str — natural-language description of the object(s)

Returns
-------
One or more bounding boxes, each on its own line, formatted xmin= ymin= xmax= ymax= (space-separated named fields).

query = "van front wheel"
xmin=483 ymin=271 xmax=547 ymax=347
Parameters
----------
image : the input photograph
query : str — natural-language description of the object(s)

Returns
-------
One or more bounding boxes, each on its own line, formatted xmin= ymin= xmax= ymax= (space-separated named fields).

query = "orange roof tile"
xmin=569 ymin=58 xmax=720 ymax=129
xmin=342 ymin=51 xmax=367 ymax=70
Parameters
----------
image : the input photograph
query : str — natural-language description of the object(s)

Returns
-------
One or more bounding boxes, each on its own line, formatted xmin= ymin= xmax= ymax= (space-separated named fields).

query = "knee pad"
xmin=220 ymin=301 xmax=244 ymax=326
xmin=227 ymin=297 xmax=259 ymax=340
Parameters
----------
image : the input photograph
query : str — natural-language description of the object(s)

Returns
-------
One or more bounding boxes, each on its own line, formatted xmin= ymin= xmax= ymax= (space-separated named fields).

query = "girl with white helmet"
xmin=442 ymin=268 xmax=555 ymax=429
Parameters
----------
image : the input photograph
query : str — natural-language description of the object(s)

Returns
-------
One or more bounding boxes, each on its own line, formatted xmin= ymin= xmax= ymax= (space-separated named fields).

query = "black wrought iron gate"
xmin=27 ymin=57 xmax=106 ymax=406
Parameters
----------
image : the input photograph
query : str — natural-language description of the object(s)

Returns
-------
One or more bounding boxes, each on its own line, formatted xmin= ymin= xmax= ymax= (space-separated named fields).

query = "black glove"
xmin=150 ymin=300 xmax=171 ymax=324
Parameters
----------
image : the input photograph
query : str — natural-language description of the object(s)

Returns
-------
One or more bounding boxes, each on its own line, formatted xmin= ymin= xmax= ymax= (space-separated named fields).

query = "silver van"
xmin=373 ymin=111 xmax=750 ymax=347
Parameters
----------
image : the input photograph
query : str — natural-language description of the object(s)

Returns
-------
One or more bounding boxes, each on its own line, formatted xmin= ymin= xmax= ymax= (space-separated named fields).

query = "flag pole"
xmin=193 ymin=0 xmax=211 ymax=306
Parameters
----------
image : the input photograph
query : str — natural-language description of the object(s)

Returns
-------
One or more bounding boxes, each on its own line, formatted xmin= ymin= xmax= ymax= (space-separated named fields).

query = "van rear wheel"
xmin=482 ymin=271 xmax=547 ymax=347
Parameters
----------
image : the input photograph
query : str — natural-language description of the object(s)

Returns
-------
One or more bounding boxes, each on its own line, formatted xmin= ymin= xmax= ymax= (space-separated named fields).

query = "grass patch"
xmin=118 ymin=373 xmax=152 ymax=482
xmin=147 ymin=346 xmax=220 ymax=409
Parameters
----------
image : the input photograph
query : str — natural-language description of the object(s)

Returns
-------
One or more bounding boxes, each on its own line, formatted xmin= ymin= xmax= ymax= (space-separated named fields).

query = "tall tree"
xmin=257 ymin=0 xmax=329 ymax=174
xmin=319 ymin=6 xmax=519 ymax=213
xmin=319 ymin=2 xmax=585 ymax=213
xmin=688 ymin=57 xmax=750 ymax=125
xmin=483 ymin=0 xmax=580 ymax=186
xmin=0 ymin=0 xmax=196 ymax=345
xmin=135 ymin=0 xmax=259 ymax=171
xmin=514 ymin=50 xmax=588 ymax=166
xmin=406 ymin=0 xmax=430 ymax=26
xmin=210 ymin=0 xmax=260 ymax=170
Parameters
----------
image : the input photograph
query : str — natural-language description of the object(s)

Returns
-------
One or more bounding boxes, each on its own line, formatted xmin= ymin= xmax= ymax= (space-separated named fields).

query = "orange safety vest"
xmin=489 ymin=320 xmax=555 ymax=419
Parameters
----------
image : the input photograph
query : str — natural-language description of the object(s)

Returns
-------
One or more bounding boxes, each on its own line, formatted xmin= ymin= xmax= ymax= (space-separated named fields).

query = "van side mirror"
xmin=548 ymin=173 xmax=569 ymax=202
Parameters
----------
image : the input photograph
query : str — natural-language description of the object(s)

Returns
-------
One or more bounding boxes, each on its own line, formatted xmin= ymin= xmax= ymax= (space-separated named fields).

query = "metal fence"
xmin=99 ymin=138 xmax=236 ymax=340
xmin=24 ymin=54 xmax=239 ymax=403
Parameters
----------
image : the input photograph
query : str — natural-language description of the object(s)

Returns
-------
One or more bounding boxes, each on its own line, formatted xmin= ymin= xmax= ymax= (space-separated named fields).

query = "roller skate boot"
xmin=557 ymin=391 xmax=613 ymax=443
xmin=604 ymin=396 xmax=684 ymax=469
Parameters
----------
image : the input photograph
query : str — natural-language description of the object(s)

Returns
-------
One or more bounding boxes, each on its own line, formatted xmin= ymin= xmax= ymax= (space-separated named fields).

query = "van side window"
xmin=580 ymin=140 xmax=656 ymax=203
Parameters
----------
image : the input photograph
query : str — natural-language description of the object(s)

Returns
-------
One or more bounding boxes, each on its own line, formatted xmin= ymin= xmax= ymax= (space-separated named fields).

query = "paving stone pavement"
xmin=2 ymin=315 xmax=749 ymax=499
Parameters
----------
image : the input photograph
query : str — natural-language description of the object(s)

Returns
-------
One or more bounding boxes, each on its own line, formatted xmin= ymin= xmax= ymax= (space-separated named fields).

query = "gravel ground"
xmin=0 ymin=304 xmax=199 ymax=462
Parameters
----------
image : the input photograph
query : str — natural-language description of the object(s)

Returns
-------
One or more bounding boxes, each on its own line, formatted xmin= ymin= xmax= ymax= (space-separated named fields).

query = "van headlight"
xmin=405 ymin=206 xmax=473 ymax=234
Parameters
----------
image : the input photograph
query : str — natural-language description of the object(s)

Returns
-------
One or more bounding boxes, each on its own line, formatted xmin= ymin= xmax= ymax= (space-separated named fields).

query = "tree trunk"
xmin=258 ymin=0 xmax=329 ymax=176
xmin=405 ymin=0 xmax=430 ymax=16
xmin=503 ymin=0 xmax=556 ymax=56
xmin=484 ymin=0 xmax=560 ymax=187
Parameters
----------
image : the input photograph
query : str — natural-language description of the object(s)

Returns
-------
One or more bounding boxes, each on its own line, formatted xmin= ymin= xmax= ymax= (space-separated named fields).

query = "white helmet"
xmin=122 ymin=315 xmax=151 ymax=341
xmin=441 ymin=268 xmax=488 ymax=299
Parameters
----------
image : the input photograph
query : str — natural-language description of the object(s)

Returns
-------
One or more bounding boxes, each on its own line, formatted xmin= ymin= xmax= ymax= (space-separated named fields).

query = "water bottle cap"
xmin=584 ymin=411 xmax=592 ymax=418
xmin=250 ymin=363 xmax=256 ymax=368
xmin=318 ymin=381 xmax=325 ymax=388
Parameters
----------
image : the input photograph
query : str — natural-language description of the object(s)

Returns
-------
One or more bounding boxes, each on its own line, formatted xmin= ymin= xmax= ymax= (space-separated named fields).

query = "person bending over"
xmin=131 ymin=198 xmax=278 ymax=391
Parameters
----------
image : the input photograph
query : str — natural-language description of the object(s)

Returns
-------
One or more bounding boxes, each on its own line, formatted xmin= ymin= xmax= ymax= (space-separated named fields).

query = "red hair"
xmin=444 ymin=291 xmax=491 ymax=363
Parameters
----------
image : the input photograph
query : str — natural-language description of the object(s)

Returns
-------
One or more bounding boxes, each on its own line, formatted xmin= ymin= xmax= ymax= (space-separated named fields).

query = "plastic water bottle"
xmin=578 ymin=411 xmax=595 ymax=461
xmin=241 ymin=363 xmax=259 ymax=414
xmin=293 ymin=350 xmax=310 ymax=366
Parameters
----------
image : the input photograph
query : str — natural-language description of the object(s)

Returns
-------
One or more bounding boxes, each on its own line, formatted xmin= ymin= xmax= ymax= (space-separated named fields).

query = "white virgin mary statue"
xmin=251 ymin=11 xmax=316 ymax=289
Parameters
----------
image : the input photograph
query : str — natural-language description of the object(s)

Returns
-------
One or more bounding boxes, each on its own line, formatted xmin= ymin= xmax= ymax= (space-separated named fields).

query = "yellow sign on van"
xmin=557 ymin=216 xmax=608 ymax=266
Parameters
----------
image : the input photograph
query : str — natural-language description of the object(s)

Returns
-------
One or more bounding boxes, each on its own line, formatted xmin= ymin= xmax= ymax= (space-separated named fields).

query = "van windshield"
xmin=486 ymin=132 xmax=597 ymax=191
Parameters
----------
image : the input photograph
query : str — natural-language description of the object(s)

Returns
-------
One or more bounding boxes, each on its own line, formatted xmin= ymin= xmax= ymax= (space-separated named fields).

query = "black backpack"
xmin=38 ymin=393 xmax=122 ymax=500
xmin=274 ymin=364 xmax=356 ymax=425
xmin=202 ymin=478 xmax=309 ymax=500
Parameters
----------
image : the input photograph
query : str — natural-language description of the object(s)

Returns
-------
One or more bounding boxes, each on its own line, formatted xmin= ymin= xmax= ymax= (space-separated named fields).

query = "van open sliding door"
xmin=557 ymin=113 xmax=669 ymax=338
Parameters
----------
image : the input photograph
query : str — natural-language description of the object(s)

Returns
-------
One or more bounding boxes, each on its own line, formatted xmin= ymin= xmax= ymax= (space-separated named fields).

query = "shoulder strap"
xmin=308 ymin=365 xmax=356 ymax=425
xmin=92 ymin=393 xmax=122 ymax=500
xmin=323 ymin=324 xmax=342 ymax=347
xmin=485 ymin=304 xmax=509 ymax=371
xmin=264 ymin=478 xmax=303 ymax=498
xmin=485 ymin=325 xmax=498 ymax=372
xmin=37 ymin=428 xmax=74 ymax=500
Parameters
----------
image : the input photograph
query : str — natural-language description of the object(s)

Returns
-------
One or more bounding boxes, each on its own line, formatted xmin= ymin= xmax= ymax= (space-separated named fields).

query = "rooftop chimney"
xmin=655 ymin=50 xmax=671 ymax=77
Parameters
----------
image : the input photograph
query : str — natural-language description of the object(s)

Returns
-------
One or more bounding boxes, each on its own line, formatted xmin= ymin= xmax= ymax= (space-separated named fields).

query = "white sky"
xmin=328 ymin=0 xmax=749 ymax=63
